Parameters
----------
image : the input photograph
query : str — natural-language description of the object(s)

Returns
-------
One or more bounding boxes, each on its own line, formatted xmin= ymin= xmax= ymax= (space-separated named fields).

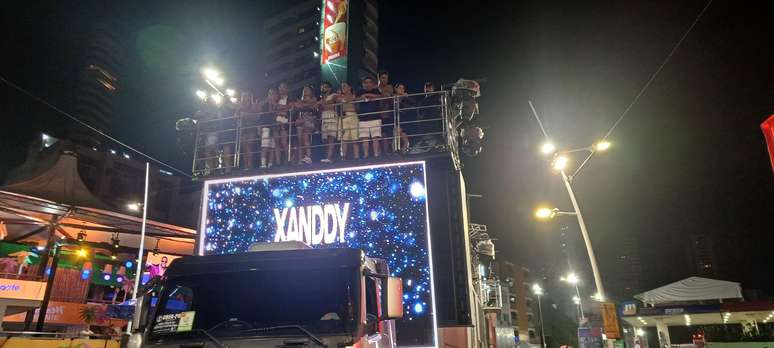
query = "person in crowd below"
xmin=238 ymin=92 xmax=259 ymax=170
xmin=272 ymin=82 xmax=293 ymax=165
xmin=337 ymin=81 xmax=360 ymax=160
xmin=258 ymin=88 xmax=277 ymax=168
xmin=393 ymin=83 xmax=412 ymax=152
xmin=377 ymin=71 xmax=395 ymax=154
xmin=295 ymin=85 xmax=318 ymax=164
xmin=319 ymin=81 xmax=338 ymax=163
xmin=357 ymin=76 xmax=382 ymax=158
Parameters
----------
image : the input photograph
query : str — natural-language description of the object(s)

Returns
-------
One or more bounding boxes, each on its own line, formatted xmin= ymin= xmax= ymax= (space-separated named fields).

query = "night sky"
xmin=1 ymin=0 xmax=773 ymax=304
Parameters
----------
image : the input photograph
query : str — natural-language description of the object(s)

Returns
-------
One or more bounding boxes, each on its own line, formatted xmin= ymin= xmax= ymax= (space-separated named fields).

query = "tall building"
xmin=494 ymin=262 xmax=539 ymax=346
xmin=69 ymin=20 xmax=126 ymax=147
xmin=263 ymin=0 xmax=378 ymax=96
xmin=686 ymin=233 xmax=718 ymax=277
xmin=604 ymin=233 xmax=644 ymax=300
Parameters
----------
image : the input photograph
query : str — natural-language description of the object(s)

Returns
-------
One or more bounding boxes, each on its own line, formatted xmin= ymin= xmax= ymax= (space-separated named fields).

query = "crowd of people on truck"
xmin=195 ymin=71 xmax=442 ymax=172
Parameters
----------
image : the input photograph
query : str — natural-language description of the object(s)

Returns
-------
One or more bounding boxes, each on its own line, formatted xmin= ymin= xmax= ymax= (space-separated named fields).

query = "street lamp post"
xmin=559 ymin=168 xmax=606 ymax=302
xmin=535 ymin=143 xmax=610 ymax=302
xmin=532 ymin=284 xmax=547 ymax=348
xmin=561 ymin=273 xmax=586 ymax=321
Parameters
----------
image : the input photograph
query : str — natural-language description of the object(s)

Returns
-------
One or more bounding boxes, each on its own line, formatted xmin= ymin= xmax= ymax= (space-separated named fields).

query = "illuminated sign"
xmin=200 ymin=161 xmax=437 ymax=347
xmin=145 ymin=252 xmax=181 ymax=279
xmin=319 ymin=0 xmax=348 ymax=87
xmin=273 ymin=202 xmax=350 ymax=245
xmin=320 ymin=0 xmax=348 ymax=64
xmin=0 ymin=278 xmax=46 ymax=301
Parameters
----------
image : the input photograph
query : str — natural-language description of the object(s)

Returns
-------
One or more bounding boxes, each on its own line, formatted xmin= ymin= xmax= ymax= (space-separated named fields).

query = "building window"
xmin=297 ymin=26 xmax=306 ymax=34
xmin=510 ymin=312 xmax=517 ymax=323
xmin=528 ymin=329 xmax=536 ymax=339
xmin=526 ymin=299 xmax=532 ymax=308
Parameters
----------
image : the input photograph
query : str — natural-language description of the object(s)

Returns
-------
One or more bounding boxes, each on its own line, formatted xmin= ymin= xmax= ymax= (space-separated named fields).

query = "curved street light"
xmin=534 ymin=141 xmax=612 ymax=302
xmin=532 ymin=284 xmax=547 ymax=348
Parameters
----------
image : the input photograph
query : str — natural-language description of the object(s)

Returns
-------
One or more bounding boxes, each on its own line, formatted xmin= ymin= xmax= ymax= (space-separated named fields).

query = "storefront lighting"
xmin=76 ymin=248 xmax=88 ymax=258
xmin=103 ymin=274 xmax=111 ymax=281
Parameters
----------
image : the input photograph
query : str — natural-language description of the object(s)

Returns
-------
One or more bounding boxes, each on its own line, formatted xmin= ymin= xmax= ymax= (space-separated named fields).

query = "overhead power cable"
xmin=0 ymin=74 xmax=191 ymax=178
xmin=602 ymin=0 xmax=714 ymax=140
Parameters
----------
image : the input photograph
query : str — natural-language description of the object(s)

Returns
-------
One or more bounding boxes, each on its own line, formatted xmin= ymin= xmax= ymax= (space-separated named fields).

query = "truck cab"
xmin=127 ymin=242 xmax=403 ymax=348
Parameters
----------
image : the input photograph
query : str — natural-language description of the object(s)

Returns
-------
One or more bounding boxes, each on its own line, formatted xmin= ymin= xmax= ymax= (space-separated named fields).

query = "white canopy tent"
xmin=634 ymin=276 xmax=743 ymax=306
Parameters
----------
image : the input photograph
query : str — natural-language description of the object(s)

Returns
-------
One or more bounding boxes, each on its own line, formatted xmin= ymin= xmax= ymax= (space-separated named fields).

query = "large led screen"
xmin=200 ymin=161 xmax=437 ymax=347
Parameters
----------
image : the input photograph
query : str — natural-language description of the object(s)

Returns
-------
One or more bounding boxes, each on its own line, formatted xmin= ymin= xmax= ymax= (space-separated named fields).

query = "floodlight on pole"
xmin=594 ymin=140 xmax=612 ymax=152
xmin=195 ymin=90 xmax=207 ymax=100
xmin=572 ymin=295 xmax=581 ymax=305
xmin=202 ymin=68 xmax=221 ymax=81
xmin=540 ymin=142 xmax=556 ymax=156
xmin=535 ymin=207 xmax=556 ymax=220
xmin=535 ymin=207 xmax=576 ymax=220
xmin=552 ymin=155 xmax=569 ymax=171
xmin=532 ymin=284 xmax=544 ymax=296
xmin=210 ymin=94 xmax=223 ymax=105
xmin=561 ymin=272 xmax=580 ymax=285
xmin=225 ymin=89 xmax=236 ymax=97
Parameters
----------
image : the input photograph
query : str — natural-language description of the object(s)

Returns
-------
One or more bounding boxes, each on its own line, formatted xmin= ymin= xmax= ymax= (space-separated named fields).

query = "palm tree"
xmin=79 ymin=305 xmax=99 ymax=336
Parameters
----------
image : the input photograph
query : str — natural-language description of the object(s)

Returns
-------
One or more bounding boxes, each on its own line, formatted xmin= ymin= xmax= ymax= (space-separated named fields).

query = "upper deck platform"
xmin=183 ymin=86 xmax=480 ymax=180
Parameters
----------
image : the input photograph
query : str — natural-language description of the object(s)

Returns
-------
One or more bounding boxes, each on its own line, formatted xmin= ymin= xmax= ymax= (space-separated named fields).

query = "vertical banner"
xmin=320 ymin=0 xmax=349 ymax=87
xmin=600 ymin=302 xmax=621 ymax=339
xmin=761 ymin=114 xmax=774 ymax=172
xmin=321 ymin=0 xmax=348 ymax=64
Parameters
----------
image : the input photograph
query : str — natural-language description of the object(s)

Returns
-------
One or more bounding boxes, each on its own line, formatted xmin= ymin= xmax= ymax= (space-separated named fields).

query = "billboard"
xmin=0 ymin=278 xmax=46 ymax=301
xmin=320 ymin=0 xmax=348 ymax=86
xmin=200 ymin=161 xmax=437 ymax=346
xmin=145 ymin=252 xmax=181 ymax=279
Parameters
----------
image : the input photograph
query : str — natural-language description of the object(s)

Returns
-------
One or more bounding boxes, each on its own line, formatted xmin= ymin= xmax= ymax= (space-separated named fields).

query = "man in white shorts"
xmin=357 ymin=76 xmax=383 ymax=158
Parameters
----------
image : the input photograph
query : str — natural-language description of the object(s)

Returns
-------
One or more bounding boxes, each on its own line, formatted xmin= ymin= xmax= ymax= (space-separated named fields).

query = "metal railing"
xmin=190 ymin=90 xmax=457 ymax=177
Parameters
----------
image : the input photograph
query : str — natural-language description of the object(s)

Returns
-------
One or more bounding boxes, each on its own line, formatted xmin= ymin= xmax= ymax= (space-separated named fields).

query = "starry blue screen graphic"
xmin=200 ymin=162 xmax=435 ymax=345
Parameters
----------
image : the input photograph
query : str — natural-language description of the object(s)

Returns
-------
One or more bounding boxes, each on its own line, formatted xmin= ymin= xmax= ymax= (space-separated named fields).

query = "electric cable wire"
xmin=0 ymin=74 xmax=191 ymax=178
